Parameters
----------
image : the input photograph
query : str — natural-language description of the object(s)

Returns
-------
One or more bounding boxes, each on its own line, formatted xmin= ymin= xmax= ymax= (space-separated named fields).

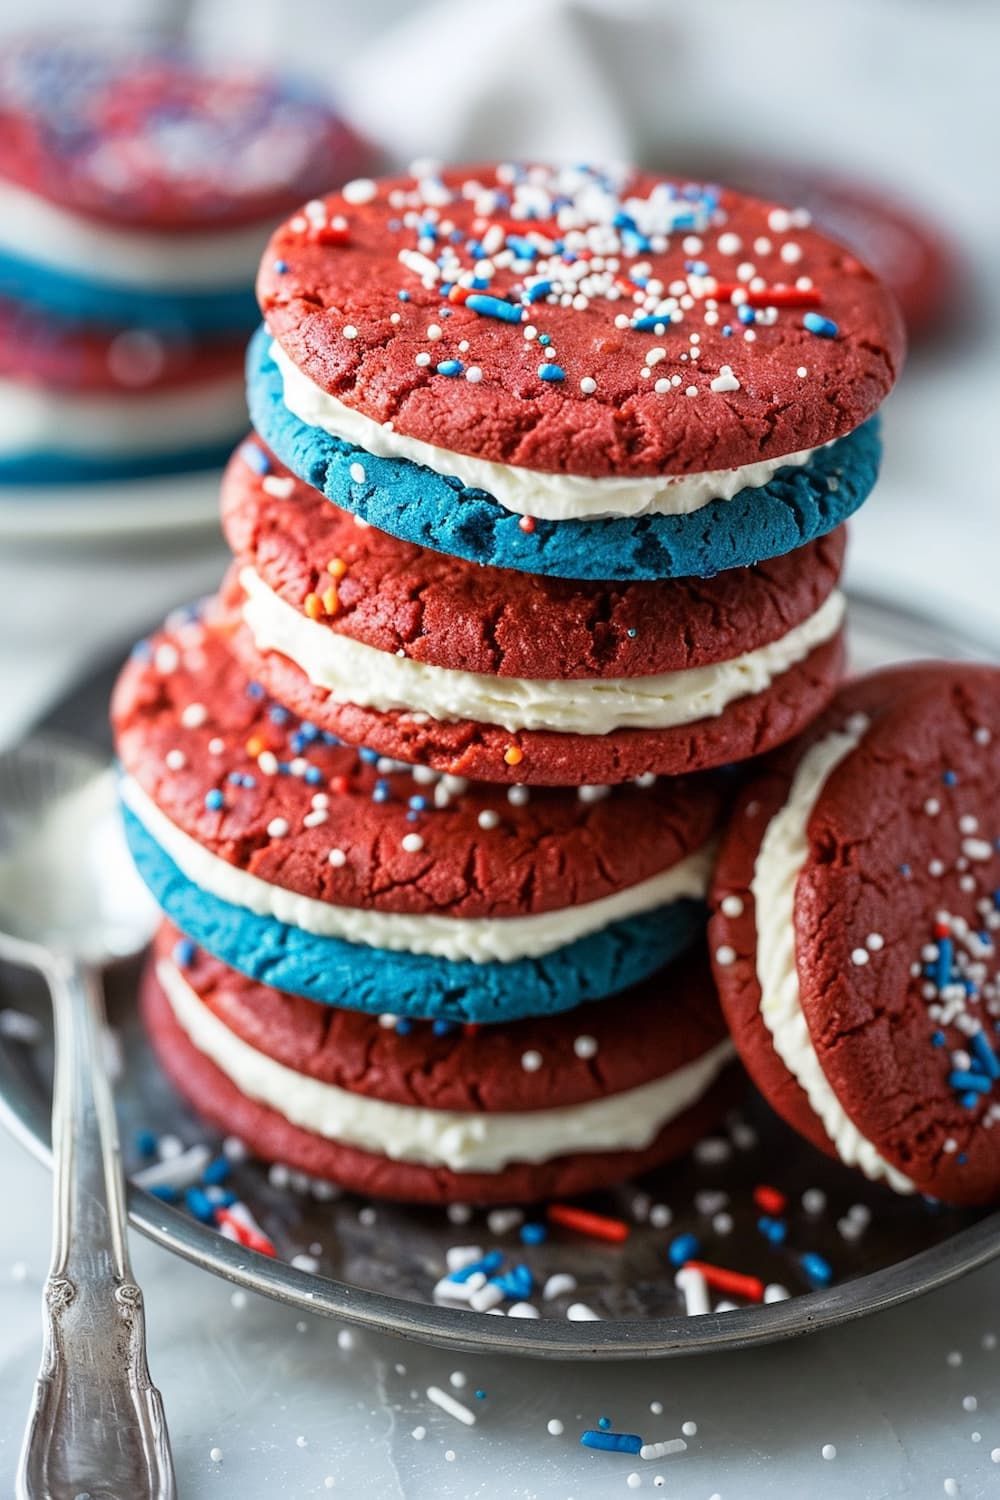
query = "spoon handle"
xmin=17 ymin=958 xmax=176 ymax=1500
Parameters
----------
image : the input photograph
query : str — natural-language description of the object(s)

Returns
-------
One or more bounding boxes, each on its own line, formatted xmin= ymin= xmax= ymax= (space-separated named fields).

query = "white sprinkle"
xmin=685 ymin=385 xmax=698 ymax=397
xmin=579 ymin=376 xmax=597 ymax=394
xmin=449 ymin=1369 xmax=467 ymax=1389
xmin=262 ymin=474 xmax=295 ymax=499
xmin=649 ymin=1203 xmax=673 ymax=1228
xmin=342 ymin=325 xmax=358 ymax=340
xmin=797 ymin=366 xmax=808 ymax=378
xmin=962 ymin=1395 xmax=978 ymax=1411
xmin=715 ymin=945 xmax=736 ymax=967
xmin=343 ymin=178 xmax=377 ymax=204
xmin=328 ymin=848 xmax=346 ymax=868
xmin=925 ymin=798 xmax=941 ymax=816
xmin=713 ymin=1211 xmax=734 ymax=1235
xmin=508 ymin=1301 xmax=540 ymax=1318
xmin=291 ymin=1253 xmax=319 ymax=1274
xmin=566 ymin=1302 xmax=600 ymax=1321
xmin=411 ymin=1426 xmax=426 ymax=1441
xmin=208 ymin=736 xmax=225 ymax=755
xmin=974 ymin=727 xmax=992 ymax=745
xmin=465 ymin=366 xmax=483 ymax=383
xmin=543 ymin=1273 xmax=577 ymax=1300
xmin=401 ymin=833 xmax=424 ymax=853
xmin=165 ymin=749 xmax=186 ymax=771
xmin=477 ymin=810 xmax=500 ymax=830
xmin=650 ymin=1401 xmax=664 ymax=1415
xmin=681 ymin=1421 xmax=697 ymax=1437
xmin=210 ymin=1447 xmax=223 ymax=1462
xmin=710 ymin=365 xmax=741 ymax=393
xmin=780 ymin=242 xmax=803 ymax=264
xmin=447 ymin=1203 xmax=472 ymax=1224
xmin=547 ymin=1418 xmax=564 ymax=1436
xmin=574 ymin=1035 xmax=598 ymax=1059
xmin=578 ymin=783 xmax=610 ymax=803
xmin=267 ymin=818 xmax=289 ymax=838
xmin=675 ymin=1266 xmax=710 ymax=1317
xmin=764 ymin=1283 xmax=790 ymax=1303
xmin=296 ymin=1435 xmax=308 ymax=1448
xmin=944 ymin=1480 xmax=959 ymax=1496
xmin=963 ymin=837 xmax=994 ymax=862
xmin=337 ymin=1328 xmax=354 ymax=1351
xmin=866 ymin=933 xmax=884 ymax=951
xmin=521 ymin=1050 xmax=543 ymax=1072
xmin=427 ymin=323 xmax=443 ymax=341
xmin=627 ymin=1474 xmax=642 ymax=1489
xmin=640 ymin=1438 xmax=687 ymax=1461
xmin=230 ymin=1290 xmax=248 ymax=1310
xmin=717 ymin=232 xmax=741 ymax=255
xmin=415 ymin=351 xmax=431 ymax=367
xmin=257 ymin=750 xmax=278 ymax=776
xmin=851 ymin=948 xmax=870 ymax=966
xmin=721 ymin=895 xmax=744 ymax=918
xmin=768 ymin=208 xmax=792 ymax=233
xmin=486 ymin=1209 xmax=522 ymax=1236
xmin=821 ymin=1444 xmax=837 ymax=1461
xmin=180 ymin=702 xmax=207 ymax=728
xmin=508 ymin=785 xmax=530 ymax=806
xmin=349 ymin=462 xmax=367 ymax=484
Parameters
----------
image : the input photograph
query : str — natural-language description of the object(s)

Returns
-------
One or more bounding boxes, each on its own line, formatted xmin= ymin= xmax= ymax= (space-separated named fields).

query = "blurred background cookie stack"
xmin=112 ymin=161 xmax=903 ymax=1209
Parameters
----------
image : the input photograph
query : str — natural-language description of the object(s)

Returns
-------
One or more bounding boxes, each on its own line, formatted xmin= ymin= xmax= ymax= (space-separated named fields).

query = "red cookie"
xmin=112 ymin=610 xmax=722 ymax=925
xmin=259 ymin=162 xmax=905 ymax=479
xmin=710 ymin=665 xmax=1000 ymax=1206
xmin=141 ymin=926 xmax=737 ymax=1205
xmin=219 ymin=440 xmax=848 ymax=784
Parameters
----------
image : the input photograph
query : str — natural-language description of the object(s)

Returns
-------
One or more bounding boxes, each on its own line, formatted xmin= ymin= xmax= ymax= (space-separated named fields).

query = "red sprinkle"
xmin=547 ymin=1204 xmax=630 ymax=1244
xmin=518 ymin=515 xmax=536 ymax=534
xmin=683 ymin=1260 xmax=765 ymax=1302
xmin=311 ymin=223 xmax=350 ymax=247
xmin=216 ymin=1208 xmax=277 ymax=1258
xmin=448 ymin=285 xmax=473 ymax=304
xmin=696 ymin=281 xmax=822 ymax=309
xmin=753 ymin=1185 xmax=787 ymax=1216
xmin=934 ymin=919 xmax=952 ymax=939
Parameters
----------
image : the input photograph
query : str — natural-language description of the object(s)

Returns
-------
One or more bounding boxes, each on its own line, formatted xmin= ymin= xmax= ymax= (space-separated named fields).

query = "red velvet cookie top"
xmin=112 ymin=613 xmax=721 ymax=920
xmin=0 ymin=299 xmax=245 ymax=393
xmin=794 ymin=665 xmax=1000 ymax=1203
xmin=222 ymin=439 xmax=846 ymax=679
xmin=259 ymin=162 xmax=905 ymax=478
xmin=0 ymin=37 xmax=364 ymax=231
xmin=156 ymin=923 xmax=726 ymax=1113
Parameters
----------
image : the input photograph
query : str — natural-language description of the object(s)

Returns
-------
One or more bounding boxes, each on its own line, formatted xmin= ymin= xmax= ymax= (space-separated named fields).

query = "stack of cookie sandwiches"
xmin=0 ymin=35 xmax=362 ymax=489
xmin=114 ymin=161 xmax=905 ymax=1206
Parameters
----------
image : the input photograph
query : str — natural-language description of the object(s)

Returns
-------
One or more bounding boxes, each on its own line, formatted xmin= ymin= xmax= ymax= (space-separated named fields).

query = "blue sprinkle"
xmin=300 ymin=722 xmax=319 ymax=741
xmin=961 ymin=1092 xmax=982 ymax=1110
xmin=721 ymin=325 xmax=732 ymax=337
xmin=943 ymin=769 xmax=957 ymax=786
xmin=305 ymin=767 xmax=324 ymax=785
xmin=803 ymin=312 xmax=839 ymax=338
xmin=685 ymin=259 xmax=709 ymax=276
xmin=269 ymin=705 xmax=289 ymax=725
xmin=951 ymin=1071 xmax=992 ymax=1095
xmin=958 ymin=1153 xmax=968 ymax=1164
xmin=358 ymin=747 xmax=380 ymax=764
xmin=537 ymin=362 xmax=565 ymax=382
xmin=475 ymin=1390 xmax=487 ymax=1400
xmin=372 ymin=786 xmax=390 ymax=803
xmin=204 ymin=789 xmax=224 ymax=811
xmin=432 ymin=1019 xmax=455 ymax=1037
xmin=524 ymin=280 xmax=553 ymax=302
xmin=800 ymin=1252 xmax=833 ymax=1288
xmin=667 ymin=1232 xmax=701 ymax=1267
xmin=627 ymin=628 xmax=637 ymax=638
xmin=395 ymin=1019 xmax=412 ymax=1035
xmin=436 ymin=359 xmax=463 ymax=376
xmin=398 ymin=290 xmax=410 ymax=301
xmin=537 ymin=333 xmax=551 ymax=346
xmin=580 ymin=1431 xmax=643 ymax=1454
xmin=932 ymin=1031 xmax=946 ymax=1047
xmin=204 ymin=1186 xmax=236 ymax=1207
xmin=149 ymin=1185 xmax=178 ymax=1203
xmin=246 ymin=681 xmax=265 ymax=700
xmin=131 ymin=639 xmax=153 ymax=661
xmin=495 ymin=1264 xmax=533 ymax=1298
xmin=409 ymin=795 xmax=428 ymax=811
xmin=520 ymin=1222 xmax=547 ymax=1246
xmin=202 ymin=1157 xmax=230 ymax=1186
xmin=971 ymin=1031 xmax=1000 ymax=1079
xmin=240 ymin=443 xmax=270 ymax=474
xmin=447 ymin=1250 xmax=504 ymax=1284
xmin=185 ymin=1187 xmax=217 ymax=1224
xmin=273 ymin=259 xmax=288 ymax=273
xmin=899 ymin=863 xmax=912 ymax=877
xmin=631 ymin=315 xmax=666 ymax=332
xmin=227 ymin=771 xmax=243 ymax=785
xmin=406 ymin=810 xmax=419 ymax=822
xmin=135 ymin=1129 xmax=158 ymax=1157
xmin=737 ymin=304 xmax=756 ymax=325
xmin=506 ymin=235 xmax=539 ymax=259
xmin=758 ymin=1216 xmax=787 ymax=1246
xmin=466 ymin=293 xmax=523 ymax=323
xmin=935 ymin=937 xmax=953 ymax=991
xmin=598 ymin=1416 xmax=612 ymax=1430
xmin=173 ymin=938 xmax=195 ymax=968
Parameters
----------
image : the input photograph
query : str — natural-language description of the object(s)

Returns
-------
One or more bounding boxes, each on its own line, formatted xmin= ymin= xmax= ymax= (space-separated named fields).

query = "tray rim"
xmin=2 ymin=584 xmax=999 ymax=1360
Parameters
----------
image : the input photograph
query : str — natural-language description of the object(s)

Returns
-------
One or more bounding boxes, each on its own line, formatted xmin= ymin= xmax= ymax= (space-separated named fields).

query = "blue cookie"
xmin=247 ymin=325 xmax=881 ymax=583
xmin=0 ymin=438 xmax=239 ymax=486
xmin=0 ymin=255 xmax=258 ymax=335
xmin=123 ymin=805 xmax=705 ymax=1024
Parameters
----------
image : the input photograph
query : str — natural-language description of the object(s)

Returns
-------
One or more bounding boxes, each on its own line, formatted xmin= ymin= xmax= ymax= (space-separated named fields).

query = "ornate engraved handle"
xmin=17 ymin=959 xmax=176 ymax=1500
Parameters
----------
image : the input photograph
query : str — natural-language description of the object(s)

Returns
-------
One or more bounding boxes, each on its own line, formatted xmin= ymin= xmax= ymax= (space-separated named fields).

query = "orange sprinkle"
xmin=245 ymin=735 xmax=265 ymax=758
xmin=503 ymin=745 xmax=523 ymax=766
xmin=304 ymin=592 xmax=323 ymax=620
xmin=327 ymin=557 xmax=347 ymax=580
xmin=322 ymin=585 xmax=340 ymax=616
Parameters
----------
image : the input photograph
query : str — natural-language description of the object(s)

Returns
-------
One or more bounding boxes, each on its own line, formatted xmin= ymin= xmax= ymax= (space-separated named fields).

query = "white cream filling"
xmin=240 ymin=565 xmax=846 ymax=736
xmin=751 ymin=725 xmax=915 ymax=1193
xmin=272 ymin=341 xmax=817 ymax=522
xmin=0 ymin=375 xmax=247 ymax=459
xmin=158 ymin=957 xmax=735 ymax=1171
xmin=0 ymin=176 xmax=273 ymax=290
xmin=123 ymin=776 xmax=711 ymax=964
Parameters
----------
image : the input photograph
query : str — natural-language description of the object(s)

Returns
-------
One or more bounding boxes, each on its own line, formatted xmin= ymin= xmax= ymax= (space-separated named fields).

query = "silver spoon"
xmin=0 ymin=736 xmax=175 ymax=1500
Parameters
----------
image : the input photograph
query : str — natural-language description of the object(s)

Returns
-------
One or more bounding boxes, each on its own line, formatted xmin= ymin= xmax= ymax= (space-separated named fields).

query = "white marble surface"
xmin=1 ymin=2 xmax=999 ymax=1495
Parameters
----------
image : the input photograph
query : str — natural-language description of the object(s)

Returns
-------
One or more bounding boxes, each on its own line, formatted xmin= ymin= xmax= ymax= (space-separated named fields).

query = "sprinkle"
xmin=573 ymin=1034 xmax=598 ymax=1059
xmin=547 ymin=1419 xmax=564 ymax=1436
xmin=210 ymin=1447 xmax=224 ymax=1463
xmin=401 ymin=833 xmax=424 ymax=853
xmin=714 ymin=945 xmax=736 ymax=967
xmin=349 ymin=462 xmax=367 ymax=484
xmin=684 ymin=1261 xmax=764 ymax=1301
xmin=821 ymin=1444 xmax=837 ymax=1461
xmin=800 ymin=1252 xmax=833 ymax=1287
xmin=580 ymin=377 xmax=597 ymax=393
xmin=465 ymin=366 xmax=483 ymax=382
xmin=343 ymin=178 xmax=377 ymax=204
xmin=426 ymin=1385 xmax=476 ymax=1426
xmin=640 ymin=1438 xmax=688 ymax=1461
xmin=547 ymin=1204 xmax=629 ymax=1243
xmin=204 ymin=789 xmax=224 ymax=811
xmin=580 ymin=1430 xmax=642 ymax=1454
xmin=262 ymin=474 xmax=295 ymax=499
xmin=720 ymin=895 xmax=744 ymax=918
xmin=267 ymin=818 xmax=289 ymax=838
xmin=342 ymin=325 xmax=358 ymax=340
xmin=436 ymin=359 xmax=463 ymax=376
xmin=521 ymin=1050 xmax=543 ymax=1072
xmin=503 ymin=745 xmax=523 ymax=766
xmin=674 ymin=1265 xmax=711 ymax=1316
xmin=803 ymin=312 xmax=839 ymax=338
xmin=477 ymin=810 xmax=500 ymax=830
xmin=466 ymin=294 xmax=522 ymax=322
xmin=518 ymin=516 xmax=536 ymax=533
xmin=566 ymin=1302 xmax=600 ymax=1321
xmin=181 ymin=702 xmax=207 ymax=728
xmin=537 ymin=362 xmax=565 ymax=381
xmin=543 ymin=1273 xmax=578 ymax=1300
xmin=667 ymin=1233 xmax=701 ymax=1268
xmin=710 ymin=365 xmax=741 ymax=393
